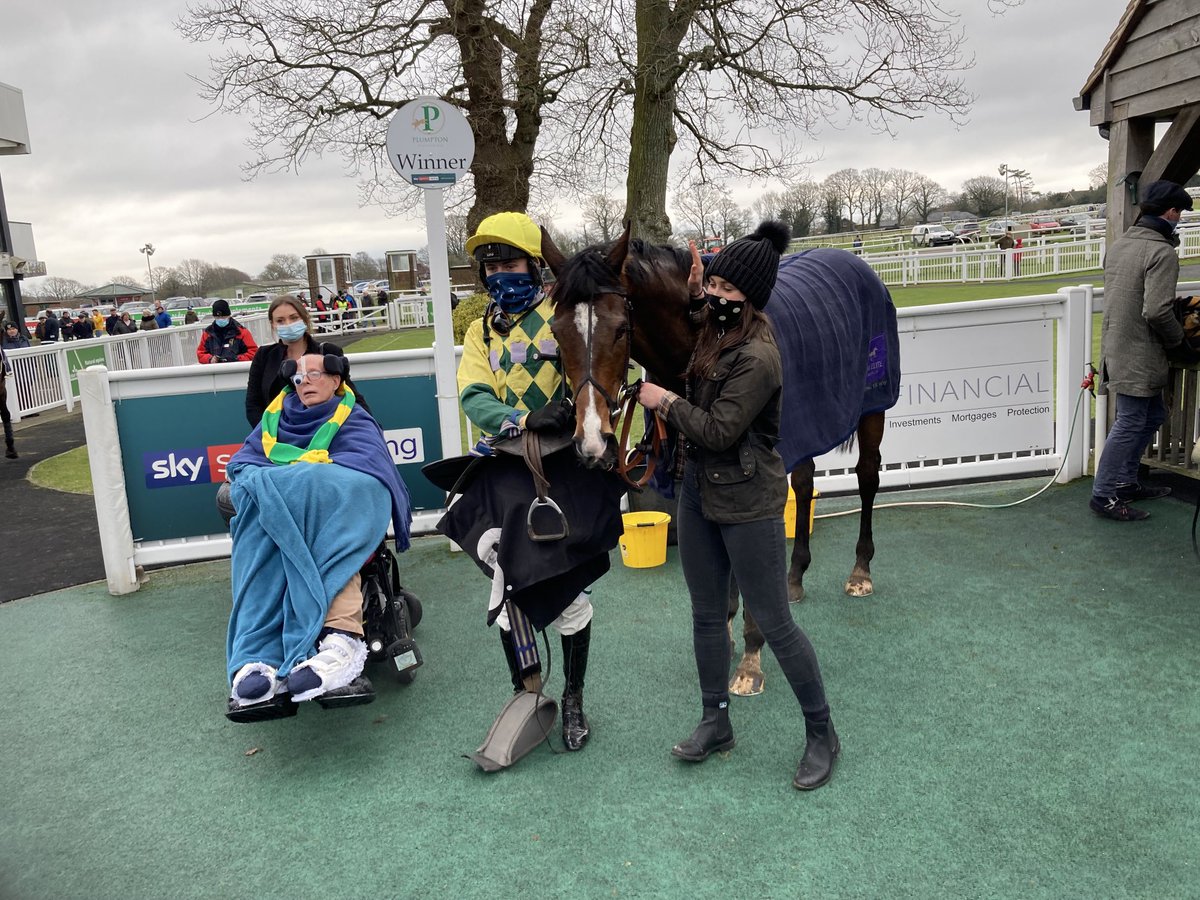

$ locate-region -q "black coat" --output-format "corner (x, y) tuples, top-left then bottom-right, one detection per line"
(244, 337), (369, 426)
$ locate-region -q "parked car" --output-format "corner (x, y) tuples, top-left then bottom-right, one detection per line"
(951, 222), (981, 241)
(164, 297), (195, 311)
(119, 302), (151, 318)
(985, 219), (1021, 237)
(1028, 217), (1062, 233)
(911, 224), (956, 247)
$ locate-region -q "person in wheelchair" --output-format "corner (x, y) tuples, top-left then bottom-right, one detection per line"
(223, 352), (412, 719)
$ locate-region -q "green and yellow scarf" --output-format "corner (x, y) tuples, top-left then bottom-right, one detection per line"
(260, 387), (356, 465)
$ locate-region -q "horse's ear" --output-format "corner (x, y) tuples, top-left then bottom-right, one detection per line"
(540, 226), (565, 278)
(606, 220), (632, 274)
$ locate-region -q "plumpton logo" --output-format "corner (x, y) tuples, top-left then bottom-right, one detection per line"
(411, 104), (444, 135)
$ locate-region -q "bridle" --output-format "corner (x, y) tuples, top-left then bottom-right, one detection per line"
(571, 286), (665, 491)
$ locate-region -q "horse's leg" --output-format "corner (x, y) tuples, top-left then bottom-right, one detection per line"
(846, 412), (885, 597)
(787, 461), (816, 603)
(728, 574), (765, 696)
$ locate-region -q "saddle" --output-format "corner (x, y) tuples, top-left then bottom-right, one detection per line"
(421, 425), (577, 541)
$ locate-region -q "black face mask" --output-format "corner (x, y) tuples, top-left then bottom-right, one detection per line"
(705, 293), (746, 326)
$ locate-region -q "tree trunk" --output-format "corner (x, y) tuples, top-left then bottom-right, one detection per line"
(624, 0), (694, 243)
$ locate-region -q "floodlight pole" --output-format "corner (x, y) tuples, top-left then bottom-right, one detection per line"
(140, 243), (155, 301)
(998, 164), (1009, 220)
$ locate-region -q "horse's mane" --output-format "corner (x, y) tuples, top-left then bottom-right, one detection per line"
(624, 239), (690, 296)
(551, 244), (626, 309)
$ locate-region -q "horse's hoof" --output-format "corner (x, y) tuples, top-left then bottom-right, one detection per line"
(844, 577), (874, 597)
(787, 581), (806, 604)
(729, 671), (764, 696)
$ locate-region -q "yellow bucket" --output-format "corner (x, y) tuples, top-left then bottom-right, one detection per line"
(619, 511), (672, 568)
(784, 487), (819, 539)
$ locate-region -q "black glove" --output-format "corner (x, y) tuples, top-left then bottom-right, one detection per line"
(1167, 341), (1200, 367)
(523, 399), (573, 433)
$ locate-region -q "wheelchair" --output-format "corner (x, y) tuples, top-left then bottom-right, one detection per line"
(216, 482), (424, 723)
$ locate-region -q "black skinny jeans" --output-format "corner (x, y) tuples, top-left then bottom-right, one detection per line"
(677, 463), (829, 722)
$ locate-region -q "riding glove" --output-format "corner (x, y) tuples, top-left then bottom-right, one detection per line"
(523, 399), (573, 433)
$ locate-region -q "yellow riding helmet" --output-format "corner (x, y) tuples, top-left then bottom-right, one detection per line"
(465, 211), (542, 262)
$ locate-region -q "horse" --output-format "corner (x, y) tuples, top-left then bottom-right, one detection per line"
(544, 224), (901, 696)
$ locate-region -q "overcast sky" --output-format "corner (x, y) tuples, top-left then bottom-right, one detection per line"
(2, 0), (1126, 288)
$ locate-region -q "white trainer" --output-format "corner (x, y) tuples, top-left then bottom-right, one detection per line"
(288, 633), (368, 702)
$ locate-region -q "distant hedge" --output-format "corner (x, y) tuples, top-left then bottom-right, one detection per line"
(452, 292), (489, 344)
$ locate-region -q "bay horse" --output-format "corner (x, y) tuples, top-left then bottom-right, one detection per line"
(543, 225), (900, 696)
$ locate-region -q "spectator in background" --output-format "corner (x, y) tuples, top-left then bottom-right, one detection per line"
(996, 226), (1016, 276)
(105, 309), (121, 335)
(184, 307), (200, 325)
(1, 342), (17, 458)
(140, 313), (158, 331)
(33, 313), (47, 342)
(1091, 179), (1200, 521)
(91, 309), (105, 333)
(59, 313), (75, 341)
(154, 303), (172, 329)
(197, 299), (258, 365)
(852, 234), (863, 254)
(112, 312), (137, 335)
(376, 287), (388, 305)
(3, 321), (31, 350)
(73, 313), (94, 340)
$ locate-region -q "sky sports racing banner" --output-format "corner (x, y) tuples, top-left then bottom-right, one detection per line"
(815, 318), (1053, 469)
(115, 375), (443, 542)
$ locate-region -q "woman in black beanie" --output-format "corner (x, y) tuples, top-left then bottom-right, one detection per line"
(636, 221), (838, 791)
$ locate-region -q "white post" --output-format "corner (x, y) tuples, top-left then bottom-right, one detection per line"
(1055, 287), (1088, 483)
(78, 365), (140, 594)
(425, 188), (464, 459)
(58, 344), (75, 412)
(1080, 284), (1095, 478)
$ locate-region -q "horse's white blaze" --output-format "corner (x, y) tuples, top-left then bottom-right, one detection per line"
(574, 304), (609, 461)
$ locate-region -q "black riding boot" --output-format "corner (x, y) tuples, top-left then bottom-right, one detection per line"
(499, 628), (524, 693)
(560, 623), (591, 751)
(3, 420), (15, 459)
(671, 699), (735, 762)
(792, 719), (839, 790)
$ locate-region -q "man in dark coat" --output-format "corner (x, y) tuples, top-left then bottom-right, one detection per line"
(1091, 180), (1200, 521)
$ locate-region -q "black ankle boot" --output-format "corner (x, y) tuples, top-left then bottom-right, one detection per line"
(671, 701), (734, 762)
(792, 719), (839, 790)
(561, 624), (591, 751)
(499, 628), (523, 693)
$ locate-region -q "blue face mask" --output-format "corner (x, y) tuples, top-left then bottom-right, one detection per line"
(485, 271), (542, 315)
(214, 318), (230, 328)
(276, 322), (307, 343)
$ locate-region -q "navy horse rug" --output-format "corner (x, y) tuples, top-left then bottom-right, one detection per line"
(765, 248), (901, 468)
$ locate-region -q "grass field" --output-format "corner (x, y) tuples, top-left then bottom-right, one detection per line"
(341, 328), (435, 352)
(28, 445), (93, 494)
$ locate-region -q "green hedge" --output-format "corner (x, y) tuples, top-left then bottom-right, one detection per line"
(452, 292), (489, 344)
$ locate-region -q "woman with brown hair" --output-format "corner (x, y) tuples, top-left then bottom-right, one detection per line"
(636, 221), (838, 791)
(244, 293), (368, 426)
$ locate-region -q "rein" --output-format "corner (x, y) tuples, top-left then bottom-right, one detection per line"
(573, 287), (664, 490)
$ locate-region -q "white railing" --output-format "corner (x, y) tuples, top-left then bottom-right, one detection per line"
(3, 315), (271, 419)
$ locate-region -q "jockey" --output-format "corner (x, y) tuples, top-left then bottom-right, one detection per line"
(446, 211), (621, 756)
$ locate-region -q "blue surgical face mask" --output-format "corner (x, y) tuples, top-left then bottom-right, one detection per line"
(706, 293), (746, 326)
(214, 318), (230, 328)
(276, 322), (307, 343)
(485, 271), (542, 315)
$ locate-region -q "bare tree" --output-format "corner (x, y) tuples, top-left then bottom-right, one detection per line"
(820, 180), (843, 233)
(824, 169), (862, 230)
(860, 168), (890, 227)
(673, 179), (735, 241)
(602, 0), (989, 241)
(259, 253), (304, 281)
(1088, 162), (1108, 191)
(778, 181), (820, 238)
(960, 175), (1007, 217)
(445, 214), (471, 263)
(106, 275), (146, 290)
(910, 174), (949, 224)
(351, 252), (385, 280)
(180, 0), (600, 232)
(887, 169), (920, 226)
(176, 259), (215, 296)
(30, 277), (86, 304)
(581, 194), (625, 243)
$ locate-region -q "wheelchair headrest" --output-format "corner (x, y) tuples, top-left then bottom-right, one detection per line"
(280, 352), (350, 386)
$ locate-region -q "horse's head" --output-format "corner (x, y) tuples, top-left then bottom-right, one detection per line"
(543, 225), (632, 469)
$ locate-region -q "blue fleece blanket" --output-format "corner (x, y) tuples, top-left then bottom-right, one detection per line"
(225, 464), (390, 679)
(224, 391), (413, 680)
(765, 248), (901, 468)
